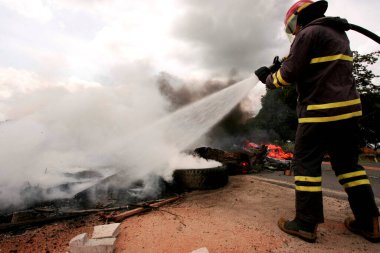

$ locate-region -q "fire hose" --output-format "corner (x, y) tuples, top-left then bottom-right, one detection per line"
(269, 21), (380, 73)
(349, 23), (380, 44)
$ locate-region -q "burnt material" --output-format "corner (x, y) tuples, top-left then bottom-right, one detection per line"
(173, 167), (228, 191)
(194, 146), (268, 174)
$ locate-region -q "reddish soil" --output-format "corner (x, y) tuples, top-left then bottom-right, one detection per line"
(0, 215), (100, 253)
(1, 175), (379, 253)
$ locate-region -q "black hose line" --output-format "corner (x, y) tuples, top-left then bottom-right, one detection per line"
(349, 23), (380, 44)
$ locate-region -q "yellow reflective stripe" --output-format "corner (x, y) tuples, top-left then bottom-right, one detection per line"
(297, 2), (312, 12)
(276, 70), (290, 86)
(338, 170), (367, 180)
(295, 176), (322, 182)
(286, 3), (312, 25)
(343, 179), (370, 189)
(295, 186), (322, 192)
(307, 98), (361, 110)
(310, 54), (353, 64)
(298, 111), (362, 123)
(286, 14), (296, 27)
(272, 73), (280, 88)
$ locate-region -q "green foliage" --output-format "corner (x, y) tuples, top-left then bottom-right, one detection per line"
(353, 51), (380, 95)
(244, 87), (297, 142)
(355, 51), (380, 143)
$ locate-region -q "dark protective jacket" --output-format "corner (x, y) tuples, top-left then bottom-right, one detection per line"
(265, 17), (362, 124)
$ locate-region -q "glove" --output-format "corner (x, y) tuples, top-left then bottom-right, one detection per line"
(254, 66), (271, 84)
(269, 56), (282, 73)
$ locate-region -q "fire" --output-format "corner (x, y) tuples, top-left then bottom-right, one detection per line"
(265, 144), (293, 160)
(244, 141), (293, 160)
(240, 161), (249, 167)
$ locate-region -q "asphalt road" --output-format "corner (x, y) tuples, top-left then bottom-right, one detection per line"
(252, 161), (380, 204)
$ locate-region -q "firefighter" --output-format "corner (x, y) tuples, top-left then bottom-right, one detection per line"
(255, 0), (379, 243)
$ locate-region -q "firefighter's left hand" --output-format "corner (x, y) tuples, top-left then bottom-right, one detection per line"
(254, 66), (271, 84)
(269, 56), (282, 73)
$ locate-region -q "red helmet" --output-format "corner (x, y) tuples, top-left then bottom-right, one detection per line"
(285, 0), (328, 35)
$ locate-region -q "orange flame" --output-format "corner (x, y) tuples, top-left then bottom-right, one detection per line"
(265, 144), (293, 160)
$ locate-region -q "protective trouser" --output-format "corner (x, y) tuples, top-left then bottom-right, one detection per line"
(293, 118), (379, 224)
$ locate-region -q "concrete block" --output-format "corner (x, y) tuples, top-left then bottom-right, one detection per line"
(69, 233), (89, 247)
(70, 238), (116, 253)
(92, 223), (121, 239)
(86, 238), (117, 253)
(191, 247), (210, 253)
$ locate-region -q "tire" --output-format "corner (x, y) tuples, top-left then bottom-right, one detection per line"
(173, 166), (228, 190)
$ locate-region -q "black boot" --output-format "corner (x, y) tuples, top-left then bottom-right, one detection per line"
(278, 217), (317, 243)
(344, 216), (380, 243)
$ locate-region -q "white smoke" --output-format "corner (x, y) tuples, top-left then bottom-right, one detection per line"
(0, 80), (149, 208)
(1, 0), (284, 210)
(0, 69), (234, 210)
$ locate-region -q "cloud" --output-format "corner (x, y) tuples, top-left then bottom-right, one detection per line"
(171, 0), (291, 77)
(0, 68), (48, 98)
(0, 67), (102, 99)
(0, 0), (53, 23)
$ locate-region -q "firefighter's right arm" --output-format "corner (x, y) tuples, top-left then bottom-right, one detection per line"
(265, 31), (313, 89)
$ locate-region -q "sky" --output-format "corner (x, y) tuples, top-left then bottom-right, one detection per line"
(0, 0), (379, 209)
(0, 0), (379, 100)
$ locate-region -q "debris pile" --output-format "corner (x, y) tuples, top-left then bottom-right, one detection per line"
(69, 223), (120, 253)
(0, 171), (180, 233)
(194, 142), (294, 174)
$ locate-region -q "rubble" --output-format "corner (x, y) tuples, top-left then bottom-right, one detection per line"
(190, 247), (210, 253)
(69, 233), (89, 248)
(1, 175), (379, 252)
(104, 196), (181, 222)
(92, 223), (120, 239)
(360, 146), (380, 162)
(194, 142), (294, 174)
(69, 223), (120, 253)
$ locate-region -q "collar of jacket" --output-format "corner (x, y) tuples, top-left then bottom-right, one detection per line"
(300, 16), (350, 32)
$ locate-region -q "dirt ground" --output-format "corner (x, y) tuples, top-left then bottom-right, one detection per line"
(1, 175), (379, 253)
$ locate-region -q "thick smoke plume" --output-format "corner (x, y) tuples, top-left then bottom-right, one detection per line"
(0, 75), (224, 212)
(158, 71), (265, 149)
(0, 0), (288, 212)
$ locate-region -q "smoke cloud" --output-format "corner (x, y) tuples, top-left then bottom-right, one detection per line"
(0, 69), (244, 211)
(0, 79), (161, 209)
(158, 71), (266, 149)
(0, 0), (290, 211)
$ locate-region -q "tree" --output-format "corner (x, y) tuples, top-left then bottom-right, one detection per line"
(353, 51), (380, 144)
(244, 87), (297, 143)
(353, 50), (380, 95)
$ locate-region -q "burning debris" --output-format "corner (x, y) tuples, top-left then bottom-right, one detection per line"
(0, 71), (258, 236)
(194, 142), (294, 174)
(0, 180), (181, 232)
(0, 167), (175, 232)
(0, 157), (227, 232)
